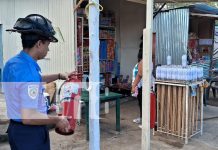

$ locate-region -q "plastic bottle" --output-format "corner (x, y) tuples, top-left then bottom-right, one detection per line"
(163, 66), (167, 80)
(169, 67), (173, 80)
(166, 66), (170, 80)
(197, 67), (201, 81)
(105, 102), (109, 114)
(182, 55), (187, 67)
(188, 67), (192, 81)
(181, 68), (185, 81)
(132, 87), (138, 97)
(105, 87), (109, 96)
(200, 67), (204, 80)
(191, 67), (197, 82)
(183, 68), (187, 81)
(167, 55), (172, 65)
(156, 66), (161, 80)
(171, 66), (176, 80)
(195, 67), (198, 81)
(186, 67), (190, 81)
(160, 66), (164, 80)
(177, 67), (182, 81)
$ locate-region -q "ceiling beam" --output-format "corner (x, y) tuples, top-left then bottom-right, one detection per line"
(127, 0), (218, 4)
(126, 0), (146, 4)
(191, 12), (218, 18)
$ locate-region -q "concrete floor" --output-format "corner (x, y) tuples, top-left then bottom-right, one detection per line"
(0, 97), (218, 150)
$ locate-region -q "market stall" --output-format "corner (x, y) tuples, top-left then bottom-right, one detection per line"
(154, 4), (218, 78)
(151, 3), (218, 143)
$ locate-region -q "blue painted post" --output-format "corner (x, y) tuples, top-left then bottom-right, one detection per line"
(0, 25), (3, 92)
(88, 0), (100, 150)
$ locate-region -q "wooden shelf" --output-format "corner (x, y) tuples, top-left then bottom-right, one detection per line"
(83, 37), (115, 40)
(83, 24), (115, 29)
(100, 38), (115, 40)
(100, 59), (114, 61)
(77, 15), (116, 75)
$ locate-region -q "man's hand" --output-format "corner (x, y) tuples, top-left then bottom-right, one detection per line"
(55, 116), (71, 133)
(131, 86), (136, 94)
(59, 71), (77, 80)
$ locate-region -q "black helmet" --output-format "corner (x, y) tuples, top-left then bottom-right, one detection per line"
(6, 14), (58, 42)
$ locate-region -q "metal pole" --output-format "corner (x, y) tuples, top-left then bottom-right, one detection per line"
(142, 0), (153, 149)
(89, 0), (100, 149)
(185, 85), (189, 144)
(200, 86), (203, 135)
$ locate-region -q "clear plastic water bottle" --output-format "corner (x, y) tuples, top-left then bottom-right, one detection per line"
(182, 68), (186, 81)
(156, 66), (161, 80)
(132, 87), (138, 97)
(177, 67), (182, 81)
(191, 67), (194, 81)
(170, 67), (173, 80)
(192, 67), (197, 81)
(200, 67), (204, 80)
(161, 66), (166, 80)
(195, 67), (198, 81)
(182, 55), (187, 67)
(105, 87), (109, 96)
(166, 66), (171, 80)
(184, 67), (188, 81)
(159, 66), (163, 80)
(188, 67), (192, 81)
(171, 66), (176, 80)
(197, 67), (201, 81)
(163, 66), (168, 80)
(167, 55), (172, 65)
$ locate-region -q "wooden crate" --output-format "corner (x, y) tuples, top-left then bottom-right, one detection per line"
(155, 80), (204, 144)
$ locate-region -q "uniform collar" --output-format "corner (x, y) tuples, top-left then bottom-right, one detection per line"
(20, 51), (41, 72)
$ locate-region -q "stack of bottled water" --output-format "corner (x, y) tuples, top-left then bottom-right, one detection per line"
(156, 65), (204, 82)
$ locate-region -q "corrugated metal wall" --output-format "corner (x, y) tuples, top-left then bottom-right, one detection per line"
(0, 0), (75, 74)
(153, 8), (189, 65)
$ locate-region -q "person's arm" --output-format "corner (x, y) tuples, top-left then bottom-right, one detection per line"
(42, 71), (77, 83)
(17, 81), (70, 132)
(21, 108), (58, 125)
(21, 109), (70, 132)
(131, 60), (143, 93)
(42, 73), (59, 83)
(138, 60), (143, 77)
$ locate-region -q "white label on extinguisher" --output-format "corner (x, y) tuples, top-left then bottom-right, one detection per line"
(62, 83), (79, 99)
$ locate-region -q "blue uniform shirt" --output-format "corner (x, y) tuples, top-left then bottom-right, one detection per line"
(3, 51), (47, 121)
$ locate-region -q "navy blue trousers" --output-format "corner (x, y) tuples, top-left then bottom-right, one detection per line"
(7, 120), (50, 150)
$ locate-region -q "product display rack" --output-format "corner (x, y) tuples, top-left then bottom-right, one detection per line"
(76, 11), (116, 74)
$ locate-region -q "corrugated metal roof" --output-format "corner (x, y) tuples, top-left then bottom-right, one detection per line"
(127, 0), (218, 4)
(153, 8), (189, 65)
(162, 3), (218, 15)
(188, 3), (218, 14)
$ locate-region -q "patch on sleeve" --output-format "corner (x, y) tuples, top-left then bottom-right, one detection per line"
(28, 85), (39, 99)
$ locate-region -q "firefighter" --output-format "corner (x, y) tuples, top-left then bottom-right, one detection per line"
(3, 14), (72, 150)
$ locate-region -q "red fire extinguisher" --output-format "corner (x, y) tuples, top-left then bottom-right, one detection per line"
(150, 91), (156, 129)
(55, 73), (82, 135)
